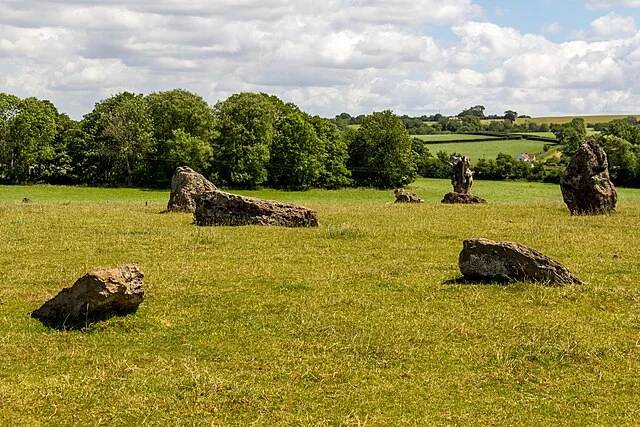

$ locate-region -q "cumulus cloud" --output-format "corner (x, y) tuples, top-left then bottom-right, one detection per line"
(581, 0), (640, 9)
(1, 0), (640, 119)
(542, 22), (562, 34)
(573, 12), (637, 40)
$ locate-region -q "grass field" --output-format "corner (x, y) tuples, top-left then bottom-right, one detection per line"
(412, 134), (496, 142)
(421, 139), (550, 162)
(517, 115), (640, 126)
(2, 180), (640, 425)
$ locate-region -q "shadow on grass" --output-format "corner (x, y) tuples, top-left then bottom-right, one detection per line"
(442, 276), (565, 287)
(443, 276), (511, 286)
(31, 307), (140, 331)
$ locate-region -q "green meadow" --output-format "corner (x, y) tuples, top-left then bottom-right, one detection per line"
(418, 139), (551, 162)
(2, 179), (640, 425)
(517, 115), (640, 126)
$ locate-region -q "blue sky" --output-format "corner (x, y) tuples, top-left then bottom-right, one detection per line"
(1, 0), (640, 118)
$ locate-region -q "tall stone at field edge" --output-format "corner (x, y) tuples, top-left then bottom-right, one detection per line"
(442, 156), (486, 204)
(31, 264), (144, 328)
(560, 140), (617, 215)
(458, 238), (581, 284)
(195, 190), (318, 227)
(168, 166), (217, 213)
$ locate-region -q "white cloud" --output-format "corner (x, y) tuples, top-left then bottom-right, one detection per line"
(542, 22), (562, 34)
(581, 0), (640, 9)
(573, 12), (637, 40)
(1, 0), (640, 119)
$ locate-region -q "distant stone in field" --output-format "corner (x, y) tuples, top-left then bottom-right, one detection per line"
(560, 140), (617, 215)
(441, 192), (487, 204)
(195, 190), (318, 227)
(458, 238), (581, 284)
(31, 264), (144, 328)
(394, 188), (423, 203)
(442, 156), (486, 204)
(22, 198), (33, 203)
(450, 156), (474, 194)
(167, 166), (217, 213)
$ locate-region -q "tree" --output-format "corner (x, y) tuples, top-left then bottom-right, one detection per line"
(212, 93), (286, 188)
(307, 115), (351, 188)
(95, 93), (154, 186)
(347, 110), (416, 188)
(504, 110), (518, 122)
(0, 96), (59, 183)
(599, 135), (638, 186)
(552, 118), (586, 159)
(268, 113), (322, 189)
(458, 105), (486, 118)
(145, 89), (217, 185)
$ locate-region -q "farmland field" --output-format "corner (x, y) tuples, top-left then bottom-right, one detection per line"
(2, 180), (640, 425)
(412, 134), (497, 142)
(421, 139), (551, 162)
(516, 115), (640, 125)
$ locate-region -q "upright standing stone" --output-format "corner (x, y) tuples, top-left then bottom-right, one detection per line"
(450, 156), (474, 194)
(31, 264), (145, 327)
(442, 156), (486, 204)
(560, 140), (617, 215)
(168, 166), (217, 213)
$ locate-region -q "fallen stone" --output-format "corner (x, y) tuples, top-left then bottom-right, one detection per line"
(31, 264), (144, 328)
(167, 166), (217, 213)
(195, 190), (318, 227)
(560, 139), (617, 215)
(394, 188), (423, 203)
(441, 192), (487, 204)
(458, 238), (581, 284)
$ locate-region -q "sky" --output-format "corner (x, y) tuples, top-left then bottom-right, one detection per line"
(1, 0), (640, 120)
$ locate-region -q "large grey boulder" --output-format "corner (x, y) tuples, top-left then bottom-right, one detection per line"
(560, 140), (617, 215)
(195, 190), (318, 227)
(168, 166), (217, 213)
(458, 238), (581, 284)
(31, 264), (144, 327)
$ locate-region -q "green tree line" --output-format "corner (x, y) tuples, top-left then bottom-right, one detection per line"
(0, 90), (416, 189)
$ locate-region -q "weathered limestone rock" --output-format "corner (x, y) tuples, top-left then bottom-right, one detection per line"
(450, 156), (474, 194)
(458, 238), (581, 284)
(31, 264), (144, 327)
(394, 188), (423, 203)
(167, 166), (217, 213)
(442, 156), (486, 204)
(560, 140), (617, 215)
(195, 190), (318, 227)
(441, 192), (487, 204)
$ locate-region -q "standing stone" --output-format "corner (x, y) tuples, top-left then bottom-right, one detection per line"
(451, 156), (474, 194)
(167, 166), (217, 213)
(458, 238), (581, 284)
(394, 188), (423, 203)
(195, 190), (318, 227)
(442, 156), (486, 204)
(31, 264), (144, 327)
(560, 140), (617, 215)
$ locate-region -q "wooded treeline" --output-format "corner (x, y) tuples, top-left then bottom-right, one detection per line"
(0, 90), (417, 189)
(2, 89), (640, 189)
